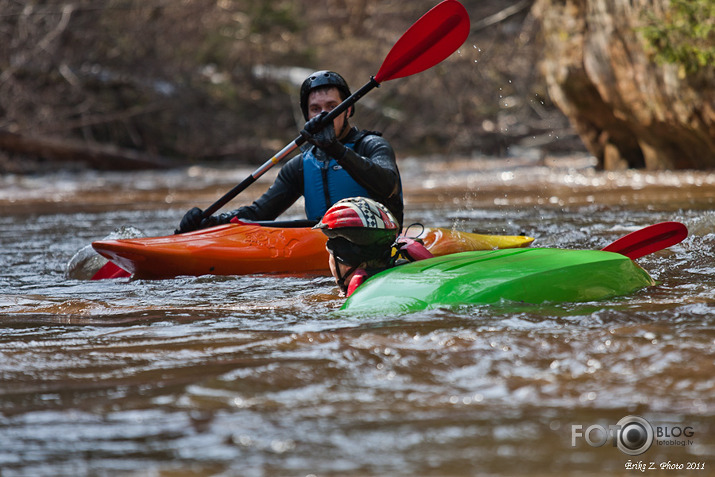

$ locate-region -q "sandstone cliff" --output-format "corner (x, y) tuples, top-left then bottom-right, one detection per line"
(533, 0), (714, 169)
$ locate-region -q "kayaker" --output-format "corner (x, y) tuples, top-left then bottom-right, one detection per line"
(176, 70), (403, 233)
(315, 197), (433, 296)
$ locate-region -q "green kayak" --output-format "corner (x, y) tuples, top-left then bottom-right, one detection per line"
(340, 248), (656, 313)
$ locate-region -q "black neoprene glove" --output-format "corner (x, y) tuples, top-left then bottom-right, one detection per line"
(175, 207), (213, 234)
(300, 112), (347, 159)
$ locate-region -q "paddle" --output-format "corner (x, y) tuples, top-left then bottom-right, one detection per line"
(601, 221), (688, 260)
(91, 261), (131, 279)
(199, 0), (470, 219)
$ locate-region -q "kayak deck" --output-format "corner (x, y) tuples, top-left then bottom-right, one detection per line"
(92, 223), (534, 279)
(92, 224), (329, 279)
(341, 248), (656, 313)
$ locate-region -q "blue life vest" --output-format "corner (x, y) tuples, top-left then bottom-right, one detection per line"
(302, 143), (371, 221)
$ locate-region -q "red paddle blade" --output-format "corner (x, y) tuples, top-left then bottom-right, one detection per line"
(375, 0), (470, 83)
(601, 221), (688, 260)
(91, 261), (131, 280)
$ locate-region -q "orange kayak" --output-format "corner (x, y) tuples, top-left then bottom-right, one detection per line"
(92, 223), (534, 279)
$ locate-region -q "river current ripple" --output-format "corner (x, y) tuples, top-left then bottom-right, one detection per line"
(0, 156), (713, 476)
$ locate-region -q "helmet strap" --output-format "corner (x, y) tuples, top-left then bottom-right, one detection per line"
(335, 111), (351, 140)
(335, 262), (360, 295)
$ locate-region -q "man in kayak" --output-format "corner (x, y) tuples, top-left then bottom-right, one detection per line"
(176, 70), (403, 233)
(315, 197), (432, 296)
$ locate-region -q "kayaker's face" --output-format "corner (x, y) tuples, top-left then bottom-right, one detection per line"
(328, 254), (360, 294)
(307, 87), (351, 139)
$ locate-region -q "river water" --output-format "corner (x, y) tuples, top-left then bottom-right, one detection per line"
(1, 155), (713, 476)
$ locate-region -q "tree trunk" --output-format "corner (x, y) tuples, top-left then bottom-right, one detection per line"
(0, 131), (175, 170)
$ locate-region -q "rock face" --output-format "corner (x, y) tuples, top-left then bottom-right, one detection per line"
(532, 0), (714, 169)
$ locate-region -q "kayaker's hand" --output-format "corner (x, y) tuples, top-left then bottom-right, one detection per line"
(301, 112), (346, 159)
(175, 207), (205, 234)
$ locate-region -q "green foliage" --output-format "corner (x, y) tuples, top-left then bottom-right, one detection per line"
(640, 0), (715, 74)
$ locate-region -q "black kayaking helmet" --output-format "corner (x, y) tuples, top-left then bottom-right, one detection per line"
(299, 70), (353, 120)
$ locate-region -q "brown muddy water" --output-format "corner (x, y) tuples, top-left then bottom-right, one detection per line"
(0, 155), (713, 476)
